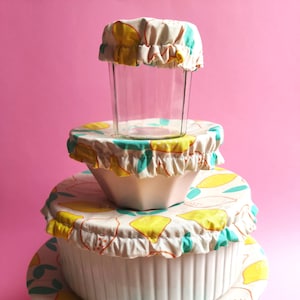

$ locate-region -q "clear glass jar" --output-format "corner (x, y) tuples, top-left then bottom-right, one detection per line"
(108, 63), (192, 139)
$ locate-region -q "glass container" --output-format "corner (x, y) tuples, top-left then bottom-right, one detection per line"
(109, 63), (192, 139)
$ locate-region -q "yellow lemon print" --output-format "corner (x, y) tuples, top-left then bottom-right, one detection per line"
(110, 156), (130, 177)
(29, 253), (40, 267)
(82, 122), (110, 130)
(243, 260), (269, 284)
(178, 209), (227, 231)
(112, 21), (140, 66)
(196, 173), (237, 188)
(150, 135), (195, 153)
(59, 201), (113, 213)
(244, 236), (257, 245)
(46, 211), (83, 239)
(70, 143), (99, 168)
(55, 290), (81, 300)
(214, 167), (225, 171)
(130, 216), (171, 243)
(175, 51), (184, 64)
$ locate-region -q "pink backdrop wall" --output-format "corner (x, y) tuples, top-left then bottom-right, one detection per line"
(1, 0), (299, 299)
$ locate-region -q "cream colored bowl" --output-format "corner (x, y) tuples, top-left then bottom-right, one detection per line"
(88, 166), (198, 210)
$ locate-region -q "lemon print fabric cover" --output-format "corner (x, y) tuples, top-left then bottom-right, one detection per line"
(41, 168), (258, 259)
(99, 17), (203, 71)
(67, 120), (224, 179)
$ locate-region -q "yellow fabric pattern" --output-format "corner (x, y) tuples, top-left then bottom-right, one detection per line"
(46, 211), (83, 239)
(83, 122), (110, 130)
(130, 216), (171, 243)
(59, 201), (113, 213)
(70, 143), (99, 168)
(243, 260), (269, 284)
(150, 135), (196, 153)
(196, 173), (237, 188)
(178, 209), (227, 231)
(112, 21), (140, 66)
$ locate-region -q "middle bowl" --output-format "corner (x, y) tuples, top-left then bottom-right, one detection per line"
(67, 120), (224, 210)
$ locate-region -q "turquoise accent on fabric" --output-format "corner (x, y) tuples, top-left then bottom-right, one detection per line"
(99, 43), (107, 54)
(182, 232), (193, 253)
(159, 118), (170, 126)
(46, 193), (58, 208)
(214, 228), (239, 250)
(169, 201), (184, 207)
(26, 279), (34, 288)
(66, 138), (77, 154)
(137, 150), (153, 173)
(117, 209), (137, 216)
(184, 25), (195, 54)
(29, 286), (58, 295)
(186, 187), (201, 200)
(117, 208), (167, 216)
(72, 129), (105, 135)
(215, 230), (228, 249)
(136, 209), (167, 215)
(208, 126), (222, 141)
(82, 169), (92, 174)
(210, 152), (217, 166)
(251, 204), (259, 217)
(223, 185), (248, 193)
(45, 238), (57, 252)
(52, 278), (63, 290)
(114, 139), (151, 151)
(33, 264), (57, 280)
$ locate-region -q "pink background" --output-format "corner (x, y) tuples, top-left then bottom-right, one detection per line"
(1, 0), (299, 299)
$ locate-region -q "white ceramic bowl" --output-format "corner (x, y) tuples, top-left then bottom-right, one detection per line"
(58, 238), (244, 300)
(88, 166), (199, 210)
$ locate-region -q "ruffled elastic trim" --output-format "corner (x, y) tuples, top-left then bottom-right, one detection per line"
(41, 169), (258, 258)
(67, 120), (224, 178)
(99, 17), (203, 71)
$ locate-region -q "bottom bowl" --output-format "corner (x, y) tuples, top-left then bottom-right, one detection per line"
(58, 238), (244, 300)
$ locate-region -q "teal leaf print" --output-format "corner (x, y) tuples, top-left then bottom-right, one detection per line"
(46, 192), (58, 208)
(82, 169), (92, 174)
(159, 118), (170, 126)
(113, 139), (150, 151)
(45, 238), (57, 251)
(33, 264), (57, 279)
(208, 126), (223, 142)
(182, 232), (193, 253)
(57, 192), (75, 198)
(26, 279), (34, 288)
(52, 278), (63, 290)
(184, 25), (195, 54)
(117, 208), (167, 216)
(137, 150), (153, 173)
(29, 286), (58, 295)
(136, 209), (167, 215)
(251, 204), (259, 223)
(117, 209), (137, 216)
(186, 187), (201, 200)
(72, 129), (105, 135)
(251, 204), (259, 217)
(169, 201), (184, 208)
(100, 43), (107, 54)
(66, 136), (78, 154)
(214, 228), (239, 250)
(210, 152), (217, 167)
(223, 185), (248, 193)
